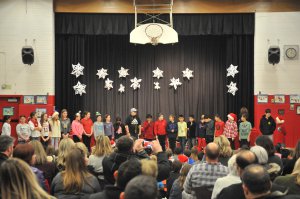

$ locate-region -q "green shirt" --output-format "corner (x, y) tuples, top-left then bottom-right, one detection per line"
(177, 122), (187, 137)
(239, 121), (252, 139)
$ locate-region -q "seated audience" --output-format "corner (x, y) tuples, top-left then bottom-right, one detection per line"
(212, 154), (241, 199)
(56, 138), (75, 171)
(0, 158), (54, 199)
(167, 160), (182, 197)
(283, 140), (300, 175)
(51, 147), (101, 198)
(190, 147), (199, 163)
(274, 158), (300, 195)
(141, 159), (158, 178)
(46, 145), (57, 163)
(123, 175), (158, 199)
(183, 142), (229, 198)
(214, 135), (233, 166)
(173, 147), (188, 163)
(169, 163), (192, 199)
(89, 159), (142, 199)
(0, 135), (14, 165)
(13, 143), (47, 190)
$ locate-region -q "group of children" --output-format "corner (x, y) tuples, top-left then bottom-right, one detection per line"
(0, 109), (252, 152)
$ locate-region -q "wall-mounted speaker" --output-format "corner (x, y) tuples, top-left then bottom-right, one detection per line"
(268, 46), (280, 65)
(22, 46), (34, 65)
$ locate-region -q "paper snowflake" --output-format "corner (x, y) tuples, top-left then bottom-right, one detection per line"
(118, 67), (129, 78)
(130, 77), (142, 90)
(71, 63), (84, 78)
(182, 68), (194, 80)
(154, 82), (160, 90)
(227, 81), (238, 96)
(169, 77), (182, 90)
(104, 78), (113, 90)
(226, 64), (239, 78)
(96, 68), (108, 79)
(152, 67), (164, 79)
(73, 81), (86, 96)
(118, 84), (125, 93)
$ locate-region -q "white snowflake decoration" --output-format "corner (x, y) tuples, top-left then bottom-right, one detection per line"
(152, 67), (164, 79)
(96, 68), (108, 79)
(154, 82), (160, 90)
(227, 81), (238, 96)
(182, 68), (194, 80)
(130, 77), (142, 90)
(104, 78), (113, 90)
(118, 67), (129, 78)
(226, 64), (239, 78)
(71, 63), (84, 78)
(73, 81), (86, 96)
(118, 84), (125, 93)
(169, 77), (182, 90)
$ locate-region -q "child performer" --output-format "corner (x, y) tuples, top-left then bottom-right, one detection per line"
(60, 109), (71, 139)
(81, 111), (94, 151)
(28, 111), (42, 141)
(196, 115), (206, 151)
(1, 115), (11, 136)
(71, 111), (84, 143)
(142, 114), (156, 141)
(16, 115), (31, 144)
(187, 115), (197, 149)
(224, 113), (238, 149)
(49, 111), (61, 150)
(177, 115), (187, 152)
(104, 114), (114, 140)
(93, 112), (104, 138)
(239, 113), (252, 147)
(113, 116), (126, 140)
(167, 114), (178, 152)
(204, 115), (215, 144)
(214, 114), (225, 137)
(154, 113), (167, 151)
(40, 113), (51, 149)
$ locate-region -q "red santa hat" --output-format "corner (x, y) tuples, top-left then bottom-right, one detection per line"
(227, 113), (237, 122)
(110, 140), (116, 148)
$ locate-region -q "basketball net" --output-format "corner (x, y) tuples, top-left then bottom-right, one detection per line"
(145, 24), (164, 46)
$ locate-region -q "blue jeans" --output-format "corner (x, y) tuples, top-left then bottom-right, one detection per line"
(178, 137), (187, 152)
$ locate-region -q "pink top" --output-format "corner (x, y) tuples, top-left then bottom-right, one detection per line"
(71, 120), (84, 136)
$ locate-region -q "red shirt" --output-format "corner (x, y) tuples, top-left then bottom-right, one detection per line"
(154, 119), (167, 135)
(81, 118), (93, 134)
(215, 121), (225, 137)
(142, 121), (156, 140)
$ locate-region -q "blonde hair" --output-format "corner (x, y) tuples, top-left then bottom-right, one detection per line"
(57, 138), (75, 168)
(0, 158), (52, 199)
(74, 142), (88, 156)
(29, 140), (47, 165)
(140, 159), (158, 178)
(214, 135), (232, 157)
(292, 158), (300, 185)
(92, 135), (112, 157)
(179, 163), (192, 190)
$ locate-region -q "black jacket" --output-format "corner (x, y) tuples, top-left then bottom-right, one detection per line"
(259, 115), (276, 135)
(187, 122), (197, 138)
(89, 185), (122, 199)
(0, 153), (8, 166)
(113, 123), (126, 140)
(102, 150), (170, 185)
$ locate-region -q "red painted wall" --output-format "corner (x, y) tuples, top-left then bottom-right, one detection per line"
(254, 95), (300, 148)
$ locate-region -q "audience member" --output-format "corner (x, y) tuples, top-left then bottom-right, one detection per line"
(169, 163), (192, 199)
(56, 138), (75, 171)
(0, 135), (14, 165)
(283, 140), (300, 175)
(214, 135), (233, 166)
(167, 160), (182, 197)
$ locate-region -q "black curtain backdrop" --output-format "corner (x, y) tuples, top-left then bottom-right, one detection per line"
(55, 14), (254, 123)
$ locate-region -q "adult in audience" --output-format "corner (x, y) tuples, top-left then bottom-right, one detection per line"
(169, 163), (192, 199)
(259, 109), (276, 141)
(89, 159), (142, 199)
(256, 135), (283, 173)
(182, 142), (229, 198)
(125, 108), (141, 139)
(0, 135), (14, 165)
(0, 158), (54, 199)
(123, 175), (158, 199)
(102, 136), (170, 184)
(29, 140), (57, 184)
(51, 147), (101, 198)
(283, 140), (300, 175)
(56, 138), (75, 171)
(13, 143), (47, 190)
(212, 154), (241, 199)
(274, 158), (300, 195)
(167, 160), (182, 197)
(214, 135), (233, 166)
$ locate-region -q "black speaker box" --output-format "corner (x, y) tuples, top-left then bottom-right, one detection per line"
(268, 46), (280, 65)
(22, 46), (34, 65)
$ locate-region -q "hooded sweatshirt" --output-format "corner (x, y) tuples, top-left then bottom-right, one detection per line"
(259, 115), (276, 135)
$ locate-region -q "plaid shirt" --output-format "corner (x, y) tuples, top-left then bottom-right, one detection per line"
(223, 120), (238, 138)
(183, 162), (229, 199)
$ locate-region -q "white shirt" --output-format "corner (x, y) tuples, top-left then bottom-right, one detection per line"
(16, 123), (31, 140)
(1, 123), (11, 136)
(28, 120), (41, 138)
(211, 174), (241, 199)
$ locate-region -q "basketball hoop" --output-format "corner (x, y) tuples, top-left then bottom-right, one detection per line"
(145, 24), (164, 46)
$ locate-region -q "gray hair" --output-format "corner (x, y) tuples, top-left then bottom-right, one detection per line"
(0, 135), (14, 153)
(228, 154), (239, 176)
(250, 146), (268, 165)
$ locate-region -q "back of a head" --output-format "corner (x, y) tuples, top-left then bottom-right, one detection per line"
(174, 147), (182, 155)
(57, 138), (75, 166)
(117, 136), (134, 152)
(236, 150), (257, 171)
(183, 149), (191, 157)
(13, 144), (34, 165)
(227, 154), (239, 176)
(29, 140), (48, 165)
(255, 136), (275, 156)
(93, 135), (112, 156)
(117, 159), (142, 189)
(64, 147), (86, 173)
(242, 164), (271, 195)
(141, 159), (158, 178)
(172, 160), (182, 173)
(0, 135), (14, 153)
(250, 146), (268, 165)
(205, 143), (220, 161)
(214, 135), (232, 157)
(124, 175), (158, 199)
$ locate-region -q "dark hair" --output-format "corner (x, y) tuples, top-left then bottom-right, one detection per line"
(265, 109), (271, 114)
(117, 159), (142, 189)
(40, 113), (47, 125)
(171, 160), (182, 173)
(204, 114), (211, 119)
(0, 135), (14, 153)
(198, 151), (204, 161)
(242, 164), (271, 195)
(116, 116), (121, 122)
(158, 113), (163, 117)
(255, 136), (275, 156)
(178, 114), (184, 118)
(169, 114), (175, 119)
(214, 114), (221, 119)
(165, 148), (173, 158)
(189, 115), (195, 118)
(174, 147), (182, 155)
(116, 136), (134, 152)
(83, 111), (90, 117)
(146, 114), (152, 119)
(19, 115), (26, 119)
(30, 112), (36, 118)
(205, 144), (220, 160)
(3, 115), (11, 123)
(240, 107), (249, 115)
(61, 109), (67, 115)
(241, 113), (248, 120)
(236, 150), (257, 170)
(183, 149), (191, 157)
(105, 114), (110, 119)
(124, 175), (158, 199)
(13, 144), (35, 165)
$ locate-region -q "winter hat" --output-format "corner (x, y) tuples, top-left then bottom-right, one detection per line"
(227, 113), (237, 122)
(177, 154), (188, 163)
(95, 112), (101, 116)
(130, 108), (137, 112)
(110, 140), (116, 148)
(52, 111), (59, 118)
